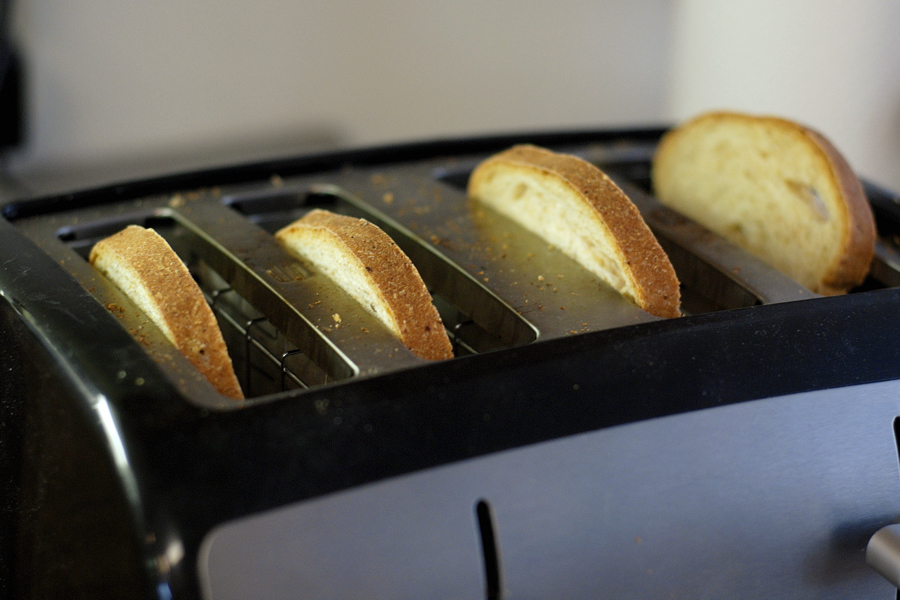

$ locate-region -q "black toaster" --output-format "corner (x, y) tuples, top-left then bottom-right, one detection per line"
(3, 128), (900, 599)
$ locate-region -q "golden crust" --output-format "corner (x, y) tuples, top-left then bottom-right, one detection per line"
(276, 210), (453, 361)
(89, 225), (243, 399)
(469, 144), (681, 318)
(653, 111), (875, 294)
(802, 127), (875, 294)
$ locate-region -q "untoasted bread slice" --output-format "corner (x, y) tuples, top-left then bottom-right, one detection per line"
(468, 144), (681, 318)
(275, 209), (453, 361)
(90, 225), (243, 399)
(652, 111), (875, 295)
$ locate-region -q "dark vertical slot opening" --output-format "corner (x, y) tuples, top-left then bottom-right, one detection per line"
(476, 499), (502, 600)
(891, 417), (900, 600)
(893, 416), (900, 470)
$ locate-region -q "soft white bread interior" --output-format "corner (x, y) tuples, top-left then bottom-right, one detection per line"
(275, 209), (453, 361)
(89, 225), (243, 399)
(467, 144), (681, 319)
(652, 111), (875, 295)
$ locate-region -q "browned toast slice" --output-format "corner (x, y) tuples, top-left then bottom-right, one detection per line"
(276, 209), (454, 361)
(652, 111), (875, 294)
(468, 144), (681, 318)
(90, 225), (243, 399)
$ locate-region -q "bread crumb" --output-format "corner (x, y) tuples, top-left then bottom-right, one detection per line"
(382, 192), (394, 204)
(332, 313), (342, 324)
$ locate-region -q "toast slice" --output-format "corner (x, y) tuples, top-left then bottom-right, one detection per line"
(467, 144), (681, 319)
(652, 111), (875, 295)
(275, 209), (453, 361)
(90, 225), (243, 399)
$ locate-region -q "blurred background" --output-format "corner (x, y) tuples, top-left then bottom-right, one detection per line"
(1, 0), (898, 195)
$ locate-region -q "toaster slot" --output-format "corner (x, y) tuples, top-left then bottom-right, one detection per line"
(527, 145), (829, 307)
(434, 162), (818, 316)
(194, 263), (329, 395)
(223, 184), (538, 354)
(620, 181), (821, 311)
(859, 181), (900, 290)
(57, 210), (355, 400)
(601, 158), (900, 299)
(347, 165), (661, 337)
(869, 240), (900, 289)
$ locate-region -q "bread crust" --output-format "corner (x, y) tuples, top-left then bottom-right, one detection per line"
(653, 111), (875, 295)
(276, 210), (453, 361)
(802, 127), (875, 293)
(90, 225), (243, 399)
(468, 144), (681, 318)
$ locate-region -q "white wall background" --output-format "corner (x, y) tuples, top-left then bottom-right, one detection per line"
(7, 0), (673, 185)
(666, 0), (900, 190)
(6, 0), (900, 191)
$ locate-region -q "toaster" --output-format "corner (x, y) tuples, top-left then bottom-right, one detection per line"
(3, 128), (900, 599)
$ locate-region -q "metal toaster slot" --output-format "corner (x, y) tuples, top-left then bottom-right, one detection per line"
(56, 211), (351, 400)
(223, 184), (538, 355)
(584, 159), (826, 310)
(860, 181), (900, 290)
(352, 165), (661, 337)
(602, 159), (900, 300)
(869, 240), (900, 289)
(195, 263), (327, 394)
(619, 181), (820, 312)
(575, 156), (825, 311)
(434, 162), (817, 316)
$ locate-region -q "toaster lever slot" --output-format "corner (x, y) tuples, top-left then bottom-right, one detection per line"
(476, 499), (503, 600)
